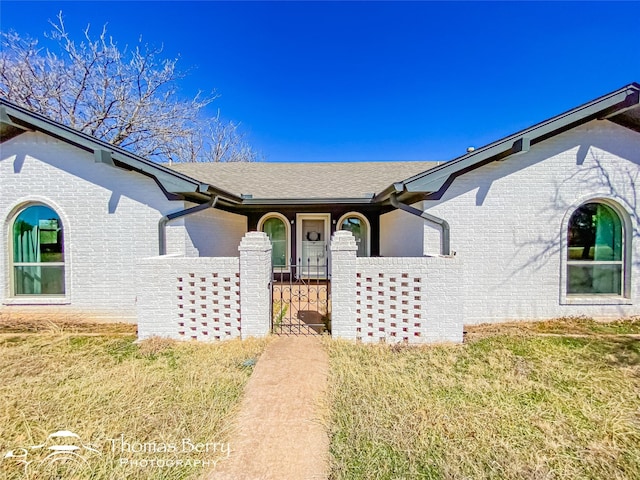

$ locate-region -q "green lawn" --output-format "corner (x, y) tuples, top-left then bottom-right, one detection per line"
(326, 318), (640, 479)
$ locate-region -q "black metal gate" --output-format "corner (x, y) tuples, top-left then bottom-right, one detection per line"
(271, 258), (331, 335)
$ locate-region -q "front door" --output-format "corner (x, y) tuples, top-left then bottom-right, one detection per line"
(296, 213), (330, 279)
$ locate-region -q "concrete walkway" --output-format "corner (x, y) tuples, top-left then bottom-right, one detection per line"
(207, 335), (329, 480)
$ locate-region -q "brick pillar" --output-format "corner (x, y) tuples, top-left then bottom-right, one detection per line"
(239, 232), (272, 338)
(330, 230), (358, 340)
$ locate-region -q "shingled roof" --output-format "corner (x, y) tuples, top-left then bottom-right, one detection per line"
(168, 161), (441, 199)
(4, 82), (638, 207)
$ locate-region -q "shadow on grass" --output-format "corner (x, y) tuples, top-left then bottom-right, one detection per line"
(601, 337), (640, 368)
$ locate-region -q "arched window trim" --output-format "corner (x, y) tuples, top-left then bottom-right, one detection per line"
(337, 212), (371, 257)
(8, 202), (67, 299)
(560, 197), (632, 304)
(258, 212), (291, 272)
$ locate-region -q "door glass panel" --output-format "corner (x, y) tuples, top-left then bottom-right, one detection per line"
(300, 219), (326, 277)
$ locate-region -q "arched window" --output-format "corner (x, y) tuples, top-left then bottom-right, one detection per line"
(258, 213), (290, 270)
(337, 212), (370, 257)
(567, 202), (624, 295)
(11, 204), (65, 295)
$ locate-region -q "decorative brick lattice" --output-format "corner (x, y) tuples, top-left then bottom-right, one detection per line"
(355, 271), (423, 343)
(176, 272), (241, 341)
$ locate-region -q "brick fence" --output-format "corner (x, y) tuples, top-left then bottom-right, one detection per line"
(330, 230), (463, 343)
(137, 231), (463, 343)
(137, 232), (272, 341)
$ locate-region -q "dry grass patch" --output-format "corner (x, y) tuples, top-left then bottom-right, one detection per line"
(326, 319), (640, 479)
(0, 328), (270, 479)
(466, 315), (640, 340)
(0, 313), (137, 334)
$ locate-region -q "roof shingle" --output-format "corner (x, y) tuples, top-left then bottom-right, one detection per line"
(167, 161), (440, 199)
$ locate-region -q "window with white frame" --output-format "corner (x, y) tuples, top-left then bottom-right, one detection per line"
(258, 213), (290, 270)
(11, 204), (65, 295)
(566, 202), (624, 295)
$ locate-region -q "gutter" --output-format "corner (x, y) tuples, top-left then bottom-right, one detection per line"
(389, 193), (451, 256)
(158, 196), (218, 255)
(238, 196), (376, 206)
(399, 84), (640, 196)
(1, 100), (245, 203)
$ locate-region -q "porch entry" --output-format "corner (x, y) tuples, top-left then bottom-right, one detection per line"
(296, 213), (331, 278)
(271, 213), (331, 335)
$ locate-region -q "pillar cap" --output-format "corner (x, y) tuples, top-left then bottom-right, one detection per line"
(238, 231), (273, 252)
(330, 230), (358, 251)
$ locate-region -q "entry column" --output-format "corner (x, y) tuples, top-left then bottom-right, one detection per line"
(239, 232), (273, 338)
(330, 230), (358, 340)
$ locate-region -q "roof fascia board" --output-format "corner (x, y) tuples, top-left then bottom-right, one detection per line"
(600, 90), (640, 118)
(0, 100), (242, 204)
(398, 84), (640, 195)
(0, 106), (31, 132)
(205, 185), (243, 203)
(239, 197), (375, 206)
(372, 183), (404, 204)
(0, 101), (205, 192)
(94, 149), (117, 167)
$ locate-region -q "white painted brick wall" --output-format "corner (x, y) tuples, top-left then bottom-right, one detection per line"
(137, 233), (273, 342)
(184, 207), (247, 257)
(330, 231), (359, 340)
(380, 206), (426, 257)
(1, 132), (251, 322)
(238, 232), (272, 338)
(0, 132), (185, 322)
(332, 231), (463, 343)
(3, 121), (638, 331)
(137, 256), (241, 341)
(420, 120), (640, 324)
(353, 258), (462, 343)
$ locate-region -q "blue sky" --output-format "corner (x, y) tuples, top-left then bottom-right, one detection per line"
(2, 1), (640, 162)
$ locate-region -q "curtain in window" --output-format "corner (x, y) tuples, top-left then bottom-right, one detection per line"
(12, 206), (64, 295)
(14, 221), (41, 263)
(14, 218), (42, 294)
(594, 206), (622, 261)
(263, 217), (287, 268)
(567, 203), (623, 295)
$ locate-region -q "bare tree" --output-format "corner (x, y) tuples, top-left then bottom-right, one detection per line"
(0, 13), (258, 163)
